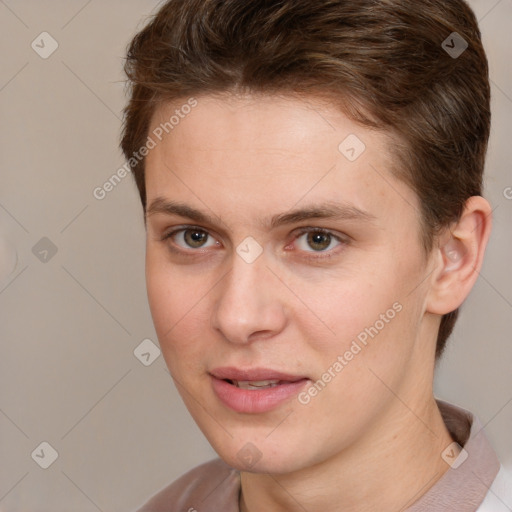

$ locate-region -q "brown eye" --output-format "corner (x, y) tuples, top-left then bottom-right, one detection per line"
(295, 229), (342, 253)
(306, 232), (332, 251)
(183, 229), (209, 248)
(166, 228), (218, 250)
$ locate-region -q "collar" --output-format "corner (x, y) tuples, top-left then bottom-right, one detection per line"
(404, 399), (500, 511)
(233, 400), (500, 511)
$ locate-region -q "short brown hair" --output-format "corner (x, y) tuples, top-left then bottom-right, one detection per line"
(121, 0), (491, 359)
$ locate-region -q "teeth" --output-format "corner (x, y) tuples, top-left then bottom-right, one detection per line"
(233, 379), (281, 390)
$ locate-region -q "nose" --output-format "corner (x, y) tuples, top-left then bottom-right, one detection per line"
(210, 249), (288, 345)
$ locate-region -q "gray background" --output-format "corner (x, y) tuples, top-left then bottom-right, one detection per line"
(0, 1), (510, 511)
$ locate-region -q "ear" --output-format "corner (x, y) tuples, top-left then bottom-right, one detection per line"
(426, 196), (492, 315)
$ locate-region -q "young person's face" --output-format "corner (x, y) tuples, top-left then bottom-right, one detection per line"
(144, 94), (438, 473)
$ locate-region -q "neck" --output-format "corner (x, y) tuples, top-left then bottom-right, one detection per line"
(239, 395), (454, 512)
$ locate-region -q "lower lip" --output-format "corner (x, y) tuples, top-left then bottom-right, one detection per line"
(210, 376), (309, 413)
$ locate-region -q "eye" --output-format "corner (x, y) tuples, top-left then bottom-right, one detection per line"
(163, 227), (219, 250)
(161, 226), (348, 258)
(293, 228), (345, 255)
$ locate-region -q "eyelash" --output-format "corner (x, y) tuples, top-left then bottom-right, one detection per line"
(160, 225), (349, 260)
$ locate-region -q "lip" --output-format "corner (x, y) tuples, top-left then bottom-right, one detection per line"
(210, 367), (310, 414)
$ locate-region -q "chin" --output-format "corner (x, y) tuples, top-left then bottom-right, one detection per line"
(209, 435), (316, 475)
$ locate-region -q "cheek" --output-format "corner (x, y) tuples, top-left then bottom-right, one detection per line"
(296, 264), (400, 345)
(146, 253), (175, 334)
(297, 252), (422, 382)
(145, 250), (214, 368)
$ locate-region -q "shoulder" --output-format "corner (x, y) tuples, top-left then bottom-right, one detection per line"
(134, 458), (240, 512)
(477, 465), (512, 512)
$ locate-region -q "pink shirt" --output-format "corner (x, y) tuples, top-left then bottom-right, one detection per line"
(135, 400), (510, 511)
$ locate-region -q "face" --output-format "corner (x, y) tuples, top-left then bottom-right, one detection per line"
(144, 94), (436, 474)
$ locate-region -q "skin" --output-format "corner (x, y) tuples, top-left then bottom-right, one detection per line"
(143, 93), (492, 511)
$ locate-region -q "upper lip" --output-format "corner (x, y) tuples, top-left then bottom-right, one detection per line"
(210, 367), (307, 382)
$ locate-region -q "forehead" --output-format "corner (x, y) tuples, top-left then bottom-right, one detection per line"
(148, 93), (384, 158)
(144, 94), (420, 231)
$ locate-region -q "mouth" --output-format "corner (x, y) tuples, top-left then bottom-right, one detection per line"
(209, 367), (310, 413)
(224, 379), (283, 390)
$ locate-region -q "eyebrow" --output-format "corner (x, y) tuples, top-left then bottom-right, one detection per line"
(146, 197), (376, 229)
